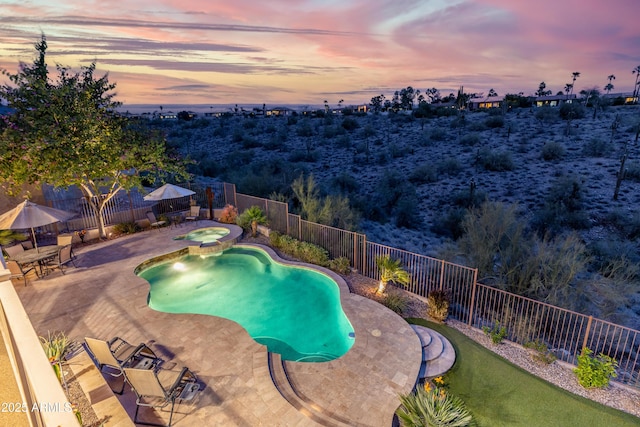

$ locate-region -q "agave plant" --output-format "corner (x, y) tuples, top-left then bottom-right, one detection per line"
(237, 205), (268, 237)
(40, 331), (72, 391)
(376, 255), (410, 294)
(397, 385), (475, 427)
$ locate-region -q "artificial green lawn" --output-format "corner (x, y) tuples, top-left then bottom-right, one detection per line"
(407, 318), (640, 427)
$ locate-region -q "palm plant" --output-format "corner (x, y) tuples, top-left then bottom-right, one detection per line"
(570, 71), (580, 95)
(376, 255), (410, 294)
(0, 230), (27, 246)
(396, 385), (475, 427)
(606, 74), (616, 94)
(237, 205), (268, 237)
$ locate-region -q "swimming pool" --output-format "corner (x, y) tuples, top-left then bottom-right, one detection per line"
(174, 227), (230, 244)
(137, 246), (355, 362)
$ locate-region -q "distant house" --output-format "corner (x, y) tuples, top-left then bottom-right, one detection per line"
(356, 104), (369, 113)
(159, 111), (178, 120)
(266, 107), (294, 117)
(469, 96), (504, 110)
(602, 92), (638, 105)
(535, 94), (576, 107)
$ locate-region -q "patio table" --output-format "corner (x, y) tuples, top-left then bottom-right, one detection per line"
(11, 245), (62, 277)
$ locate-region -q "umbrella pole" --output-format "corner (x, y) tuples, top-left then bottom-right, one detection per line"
(31, 227), (38, 250)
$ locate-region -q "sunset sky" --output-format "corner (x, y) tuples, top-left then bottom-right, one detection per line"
(0, 0), (639, 108)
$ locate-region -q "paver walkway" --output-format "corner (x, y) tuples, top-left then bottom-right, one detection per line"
(13, 221), (422, 426)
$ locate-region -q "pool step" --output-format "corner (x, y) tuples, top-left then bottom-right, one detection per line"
(411, 325), (456, 380)
(268, 353), (354, 427)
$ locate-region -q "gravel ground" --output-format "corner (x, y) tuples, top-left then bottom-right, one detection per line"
(345, 272), (640, 420)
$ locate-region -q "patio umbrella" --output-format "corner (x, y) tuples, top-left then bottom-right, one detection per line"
(143, 183), (195, 201)
(0, 200), (74, 249)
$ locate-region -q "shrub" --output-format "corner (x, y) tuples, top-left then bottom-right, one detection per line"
(582, 138), (610, 157)
(524, 340), (557, 365)
(624, 162), (640, 182)
(328, 256), (351, 275)
(430, 127), (448, 141)
(381, 292), (409, 315)
(459, 133), (480, 146)
(484, 115), (504, 128)
(218, 204), (238, 224)
(341, 117), (360, 131)
(482, 321), (507, 344)
(559, 102), (585, 120)
(541, 141), (565, 161)
(574, 348), (618, 389)
(426, 289), (450, 322)
(268, 231), (329, 266)
(396, 385), (475, 427)
(409, 163), (439, 184)
(478, 149), (515, 171)
(112, 221), (141, 236)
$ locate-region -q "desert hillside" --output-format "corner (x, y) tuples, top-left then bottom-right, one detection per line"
(150, 103), (640, 327)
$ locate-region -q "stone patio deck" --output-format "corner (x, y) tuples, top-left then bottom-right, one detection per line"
(14, 221), (422, 426)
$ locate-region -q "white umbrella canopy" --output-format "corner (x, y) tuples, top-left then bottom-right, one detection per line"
(0, 200), (74, 248)
(143, 183), (195, 201)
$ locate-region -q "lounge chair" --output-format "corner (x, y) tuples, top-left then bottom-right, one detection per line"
(43, 245), (76, 275)
(85, 337), (161, 394)
(124, 366), (200, 427)
(7, 260), (36, 286)
(147, 212), (167, 231)
(3, 244), (24, 259)
(184, 206), (200, 223)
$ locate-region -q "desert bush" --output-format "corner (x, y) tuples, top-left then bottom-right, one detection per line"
(624, 162), (640, 182)
(409, 163), (439, 184)
(341, 117), (359, 131)
(430, 127), (448, 141)
(484, 115), (504, 128)
(426, 289), (450, 322)
(335, 134), (351, 148)
(582, 138), (610, 157)
(381, 292), (409, 314)
(541, 141), (565, 161)
(288, 150), (319, 162)
(574, 348), (618, 389)
(477, 148), (515, 171)
(482, 321), (507, 344)
(331, 173), (359, 194)
(218, 204), (238, 224)
(437, 157), (463, 176)
(524, 340), (557, 365)
(395, 190), (423, 229)
(112, 221), (141, 236)
(535, 106), (559, 123)
(431, 207), (466, 239)
(328, 256), (351, 275)
(241, 137), (261, 149)
(532, 174), (589, 234)
(559, 102), (586, 120)
(459, 133), (480, 146)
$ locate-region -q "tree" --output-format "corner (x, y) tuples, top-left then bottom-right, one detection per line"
(605, 74), (615, 94)
(375, 255), (410, 294)
(570, 71), (580, 95)
(369, 94), (385, 113)
(0, 35), (188, 239)
(633, 66), (640, 99)
(536, 82), (552, 97)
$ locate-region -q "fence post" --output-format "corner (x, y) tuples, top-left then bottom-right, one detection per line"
(467, 269), (478, 326)
(581, 316), (593, 351)
(128, 191), (135, 222)
(298, 216), (302, 240)
(362, 234), (367, 276)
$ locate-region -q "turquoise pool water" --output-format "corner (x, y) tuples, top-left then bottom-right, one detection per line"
(137, 247), (355, 362)
(174, 227), (230, 244)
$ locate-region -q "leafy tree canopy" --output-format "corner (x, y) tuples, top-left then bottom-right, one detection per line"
(0, 35), (189, 237)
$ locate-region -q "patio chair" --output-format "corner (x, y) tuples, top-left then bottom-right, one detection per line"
(3, 244), (24, 259)
(42, 245), (76, 275)
(57, 234), (73, 246)
(185, 206), (200, 223)
(21, 241), (34, 250)
(147, 212), (167, 231)
(85, 337), (161, 394)
(7, 260), (36, 286)
(124, 366), (200, 427)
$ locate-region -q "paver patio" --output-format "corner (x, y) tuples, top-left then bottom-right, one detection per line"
(14, 220), (422, 426)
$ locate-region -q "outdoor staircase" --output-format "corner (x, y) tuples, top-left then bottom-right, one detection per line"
(411, 325), (456, 381)
(268, 353), (355, 427)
